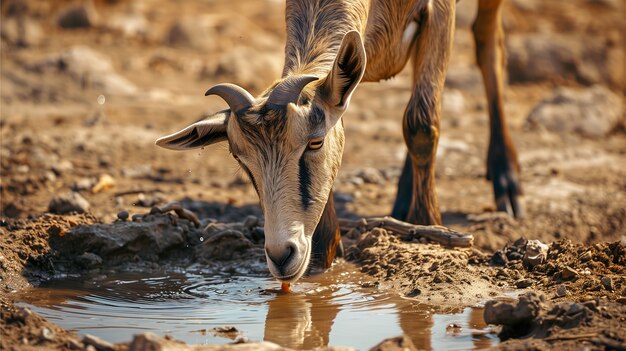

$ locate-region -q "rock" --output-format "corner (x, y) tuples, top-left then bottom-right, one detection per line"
(0, 16), (43, 47)
(527, 86), (623, 138)
(117, 211), (129, 221)
(57, 1), (99, 29)
(484, 292), (543, 327)
(30, 46), (138, 95)
(523, 240), (549, 268)
(556, 285), (568, 297)
(76, 252), (103, 269)
(82, 334), (115, 351)
(129, 332), (286, 351)
(15, 307), (32, 323)
(515, 279), (533, 288)
(600, 276), (614, 291)
(369, 335), (417, 351)
(91, 174), (115, 193)
(506, 32), (625, 90)
(355, 167), (384, 185)
(39, 327), (55, 342)
(107, 12), (148, 38)
(195, 230), (255, 261)
(490, 250), (508, 266)
(72, 178), (94, 191)
(561, 266), (579, 280)
(48, 192), (90, 214)
(165, 17), (218, 50)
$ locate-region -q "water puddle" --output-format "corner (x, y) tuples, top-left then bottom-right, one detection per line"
(17, 262), (498, 350)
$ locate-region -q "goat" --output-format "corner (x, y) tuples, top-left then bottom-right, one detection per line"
(156, 0), (521, 283)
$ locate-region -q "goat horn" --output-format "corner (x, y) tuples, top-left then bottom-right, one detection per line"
(205, 83), (255, 116)
(266, 75), (319, 108)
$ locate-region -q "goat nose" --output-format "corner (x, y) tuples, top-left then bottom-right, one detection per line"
(266, 244), (295, 268)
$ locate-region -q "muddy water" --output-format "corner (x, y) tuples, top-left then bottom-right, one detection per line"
(17, 262), (498, 350)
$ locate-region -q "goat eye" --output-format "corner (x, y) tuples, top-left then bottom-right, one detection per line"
(307, 137), (324, 150)
(232, 154), (240, 161)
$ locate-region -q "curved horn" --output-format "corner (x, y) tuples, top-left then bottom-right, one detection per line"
(205, 83), (255, 116)
(266, 75), (319, 108)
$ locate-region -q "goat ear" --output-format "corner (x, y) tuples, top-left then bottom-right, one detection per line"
(155, 110), (229, 150)
(318, 31), (366, 113)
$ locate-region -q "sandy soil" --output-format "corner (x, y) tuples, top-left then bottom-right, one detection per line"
(1, 0), (625, 350)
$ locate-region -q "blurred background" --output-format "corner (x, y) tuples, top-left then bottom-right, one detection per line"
(1, 0), (625, 251)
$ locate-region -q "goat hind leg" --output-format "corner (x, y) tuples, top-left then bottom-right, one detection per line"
(473, 0), (523, 218)
(397, 0), (456, 225)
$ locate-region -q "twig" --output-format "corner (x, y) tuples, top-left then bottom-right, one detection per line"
(338, 216), (473, 248)
(150, 201), (200, 228)
(544, 333), (598, 341)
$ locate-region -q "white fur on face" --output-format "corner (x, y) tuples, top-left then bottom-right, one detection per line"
(226, 102), (345, 281)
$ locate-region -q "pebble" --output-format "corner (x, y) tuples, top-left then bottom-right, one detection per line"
(117, 211), (129, 221)
(243, 215), (259, 228)
(556, 285), (568, 297)
(40, 327), (55, 342)
(600, 277), (614, 291)
(57, 1), (99, 29)
(91, 174), (115, 193)
(355, 167), (384, 185)
(16, 307), (32, 323)
(48, 192), (90, 214)
(515, 279), (533, 289)
(561, 266), (579, 280)
(523, 239), (549, 268)
(490, 250), (508, 266)
(83, 334), (115, 351)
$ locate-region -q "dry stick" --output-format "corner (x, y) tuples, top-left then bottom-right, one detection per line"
(338, 216), (474, 248)
(151, 201), (201, 228)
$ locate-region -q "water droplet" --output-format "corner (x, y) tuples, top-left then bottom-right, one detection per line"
(199, 237), (204, 242)
(97, 95), (106, 105)
(187, 169), (192, 174)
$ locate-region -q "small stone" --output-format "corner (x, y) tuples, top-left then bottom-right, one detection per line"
(117, 211), (129, 221)
(57, 1), (99, 29)
(616, 297), (626, 305)
(48, 192), (90, 214)
(355, 167), (384, 184)
(490, 250), (508, 266)
(600, 277), (614, 291)
(523, 240), (549, 268)
(561, 266), (579, 280)
(370, 335), (417, 351)
(556, 285), (568, 297)
(83, 334), (115, 351)
(578, 250), (592, 263)
(40, 327), (55, 342)
(515, 279), (533, 288)
(16, 307), (32, 322)
(91, 174), (115, 193)
(67, 339), (83, 350)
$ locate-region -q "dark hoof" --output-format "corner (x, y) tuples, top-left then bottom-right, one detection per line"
(492, 169), (524, 219)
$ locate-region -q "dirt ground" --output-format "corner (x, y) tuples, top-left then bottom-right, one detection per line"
(1, 0), (625, 350)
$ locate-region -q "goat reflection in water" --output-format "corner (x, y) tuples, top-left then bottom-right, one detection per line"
(17, 273), (496, 349)
(263, 288), (494, 350)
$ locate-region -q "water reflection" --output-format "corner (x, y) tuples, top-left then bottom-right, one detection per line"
(17, 263), (498, 350)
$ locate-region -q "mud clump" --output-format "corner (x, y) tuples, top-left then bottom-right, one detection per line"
(345, 228), (500, 303)
(491, 239), (626, 301)
(485, 292), (626, 350)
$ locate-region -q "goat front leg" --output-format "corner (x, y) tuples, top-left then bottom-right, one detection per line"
(394, 0), (455, 225)
(473, 0), (523, 218)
